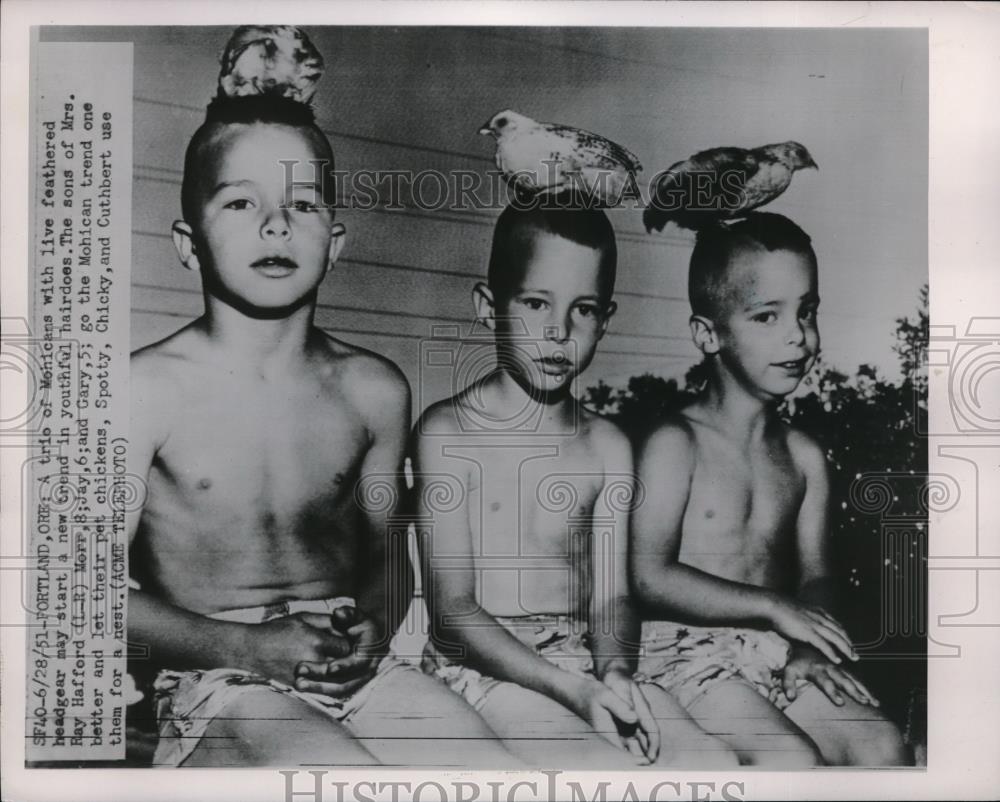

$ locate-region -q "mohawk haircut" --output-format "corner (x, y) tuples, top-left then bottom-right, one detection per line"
(180, 94), (336, 224)
(487, 205), (618, 303)
(688, 212), (816, 319)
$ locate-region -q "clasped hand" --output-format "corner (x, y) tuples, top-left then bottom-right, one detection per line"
(242, 605), (381, 697)
(574, 669), (660, 765)
(292, 606), (383, 697)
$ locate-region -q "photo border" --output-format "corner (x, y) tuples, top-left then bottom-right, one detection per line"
(2, 1), (998, 799)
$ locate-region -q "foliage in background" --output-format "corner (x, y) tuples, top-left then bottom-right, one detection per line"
(584, 286), (929, 726)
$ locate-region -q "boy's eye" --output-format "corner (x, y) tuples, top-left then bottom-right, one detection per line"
(752, 311), (777, 324)
(519, 298), (548, 311)
(223, 198), (253, 210)
(800, 306), (818, 322)
(288, 200), (320, 213)
(574, 304), (600, 319)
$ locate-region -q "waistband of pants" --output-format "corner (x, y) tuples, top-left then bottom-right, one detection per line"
(208, 596), (356, 624)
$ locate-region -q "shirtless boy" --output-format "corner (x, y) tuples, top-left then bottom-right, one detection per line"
(411, 206), (739, 768)
(127, 92), (516, 767)
(631, 212), (910, 766)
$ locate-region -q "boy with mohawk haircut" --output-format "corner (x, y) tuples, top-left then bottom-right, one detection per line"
(632, 212), (911, 766)
(127, 26), (516, 767)
(412, 203), (739, 768)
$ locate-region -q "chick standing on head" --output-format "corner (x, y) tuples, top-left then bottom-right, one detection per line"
(644, 141), (818, 233)
(480, 109), (642, 207)
(217, 25), (325, 103)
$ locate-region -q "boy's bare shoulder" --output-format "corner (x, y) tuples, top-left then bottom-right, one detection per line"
(784, 425), (829, 479)
(409, 394), (474, 479)
(412, 391), (473, 438)
(131, 322), (198, 366)
(130, 325), (208, 447)
(131, 324), (204, 400)
(578, 405), (631, 459)
(640, 410), (698, 461)
(318, 332), (410, 419)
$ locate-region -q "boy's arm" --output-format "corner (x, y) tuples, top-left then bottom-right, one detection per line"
(790, 431), (838, 612)
(347, 362), (414, 650)
(127, 355), (350, 686)
(295, 358), (413, 696)
(781, 433), (877, 706)
(630, 422), (855, 664)
(413, 409), (636, 743)
(588, 427), (640, 680)
(125, 375), (238, 672)
(588, 424), (659, 762)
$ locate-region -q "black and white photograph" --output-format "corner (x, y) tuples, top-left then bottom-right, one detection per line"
(3, 3), (999, 801)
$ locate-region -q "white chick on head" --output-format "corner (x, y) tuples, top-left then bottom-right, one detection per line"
(480, 109), (642, 207)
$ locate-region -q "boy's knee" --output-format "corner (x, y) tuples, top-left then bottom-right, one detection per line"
(772, 742), (822, 769)
(585, 739), (639, 769)
(439, 738), (524, 769)
(854, 722), (910, 767)
(820, 715), (910, 767)
(701, 739), (741, 769)
(662, 736), (740, 769)
(215, 689), (378, 765)
(787, 741), (823, 768)
(747, 737), (822, 768)
(264, 731), (376, 767)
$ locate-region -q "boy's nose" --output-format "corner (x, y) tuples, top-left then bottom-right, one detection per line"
(260, 207), (291, 240)
(544, 313), (572, 343)
(787, 319), (806, 345)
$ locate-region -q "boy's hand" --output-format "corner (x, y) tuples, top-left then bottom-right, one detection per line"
(783, 645), (879, 707)
(293, 607), (383, 698)
(567, 676), (653, 764)
(236, 612), (353, 685)
(601, 669), (660, 764)
(766, 594), (858, 664)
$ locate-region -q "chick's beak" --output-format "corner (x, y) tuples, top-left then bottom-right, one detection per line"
(805, 156), (819, 169)
(478, 124), (494, 136)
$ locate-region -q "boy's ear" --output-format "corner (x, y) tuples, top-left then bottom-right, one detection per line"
(326, 222), (347, 274)
(690, 314), (720, 355)
(597, 300), (618, 340)
(171, 221), (201, 273)
(472, 282), (497, 331)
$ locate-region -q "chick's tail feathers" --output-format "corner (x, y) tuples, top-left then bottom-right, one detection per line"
(643, 159), (752, 233)
(643, 206), (730, 233)
(643, 205), (668, 233)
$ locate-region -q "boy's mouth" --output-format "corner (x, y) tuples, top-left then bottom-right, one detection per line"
(252, 256), (298, 278)
(773, 357), (810, 375)
(535, 355), (572, 376)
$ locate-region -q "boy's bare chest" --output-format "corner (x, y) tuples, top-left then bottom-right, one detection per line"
(154, 377), (368, 516)
(682, 438), (804, 581)
(460, 440), (605, 556)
